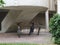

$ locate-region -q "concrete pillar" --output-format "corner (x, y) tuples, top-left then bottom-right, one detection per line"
(45, 10), (49, 31)
(57, 0), (60, 14)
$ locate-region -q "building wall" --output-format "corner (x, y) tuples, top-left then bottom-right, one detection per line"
(49, 0), (55, 11)
(0, 0), (57, 33)
(57, 0), (60, 14)
(3, 0), (56, 11)
(4, 0), (49, 8)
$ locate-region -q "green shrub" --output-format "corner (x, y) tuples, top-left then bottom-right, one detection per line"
(49, 13), (60, 44)
(0, 0), (5, 7)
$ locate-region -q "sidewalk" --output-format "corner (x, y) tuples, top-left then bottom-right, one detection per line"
(0, 29), (55, 45)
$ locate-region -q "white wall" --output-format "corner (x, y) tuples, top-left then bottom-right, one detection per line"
(4, 0), (49, 8)
(49, 0), (55, 11)
(57, 0), (60, 14)
(3, 0), (56, 11)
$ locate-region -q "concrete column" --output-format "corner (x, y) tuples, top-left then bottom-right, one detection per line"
(45, 10), (49, 31)
(57, 0), (60, 14)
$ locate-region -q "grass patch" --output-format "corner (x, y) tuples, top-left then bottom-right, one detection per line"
(0, 43), (39, 45)
(0, 43), (57, 45)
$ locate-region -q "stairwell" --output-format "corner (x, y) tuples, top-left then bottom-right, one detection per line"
(1, 9), (40, 33)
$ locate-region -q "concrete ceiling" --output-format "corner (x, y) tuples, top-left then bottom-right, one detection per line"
(0, 6), (47, 11)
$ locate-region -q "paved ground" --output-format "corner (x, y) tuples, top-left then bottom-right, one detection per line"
(0, 29), (54, 44)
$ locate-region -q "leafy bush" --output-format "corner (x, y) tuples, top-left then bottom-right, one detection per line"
(49, 13), (60, 44)
(0, 0), (5, 7)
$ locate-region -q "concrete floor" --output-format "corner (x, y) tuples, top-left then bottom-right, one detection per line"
(0, 29), (54, 44)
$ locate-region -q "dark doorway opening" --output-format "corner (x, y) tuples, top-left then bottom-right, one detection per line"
(0, 9), (9, 30)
